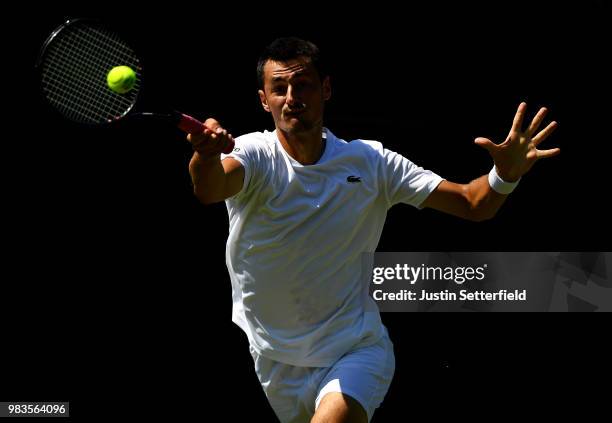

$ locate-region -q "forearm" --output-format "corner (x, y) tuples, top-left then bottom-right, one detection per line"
(464, 174), (509, 221)
(189, 152), (228, 204)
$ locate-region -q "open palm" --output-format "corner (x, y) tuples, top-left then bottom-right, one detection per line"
(475, 102), (559, 182)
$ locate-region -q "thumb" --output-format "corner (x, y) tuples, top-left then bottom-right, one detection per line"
(474, 137), (497, 153)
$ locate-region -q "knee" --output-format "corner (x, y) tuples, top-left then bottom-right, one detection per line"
(311, 392), (368, 423)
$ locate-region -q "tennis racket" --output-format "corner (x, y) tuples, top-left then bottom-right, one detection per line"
(36, 18), (234, 153)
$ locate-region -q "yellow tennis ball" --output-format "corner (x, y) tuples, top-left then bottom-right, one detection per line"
(107, 66), (136, 94)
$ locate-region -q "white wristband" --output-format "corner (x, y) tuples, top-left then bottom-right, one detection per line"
(488, 166), (520, 194)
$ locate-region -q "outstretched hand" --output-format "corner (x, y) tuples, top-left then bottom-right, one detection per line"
(474, 102), (559, 182)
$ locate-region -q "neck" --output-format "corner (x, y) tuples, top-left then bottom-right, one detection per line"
(276, 124), (325, 165)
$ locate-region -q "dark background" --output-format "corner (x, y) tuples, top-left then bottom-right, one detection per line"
(3, 1), (610, 420)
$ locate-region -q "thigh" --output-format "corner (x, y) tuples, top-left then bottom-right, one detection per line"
(313, 333), (396, 422)
(250, 346), (319, 423)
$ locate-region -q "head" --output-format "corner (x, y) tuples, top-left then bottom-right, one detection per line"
(257, 37), (331, 135)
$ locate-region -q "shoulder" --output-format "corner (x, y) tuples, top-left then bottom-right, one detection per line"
(337, 137), (406, 164)
(333, 139), (386, 165)
(222, 130), (276, 163)
(234, 131), (275, 151)
(346, 139), (385, 155)
(326, 129), (384, 158)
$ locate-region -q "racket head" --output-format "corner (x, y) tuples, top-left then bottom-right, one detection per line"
(36, 18), (143, 126)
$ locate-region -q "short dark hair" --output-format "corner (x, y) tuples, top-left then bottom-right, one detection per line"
(257, 37), (326, 89)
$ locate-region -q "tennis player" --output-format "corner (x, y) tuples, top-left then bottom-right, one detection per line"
(186, 37), (559, 423)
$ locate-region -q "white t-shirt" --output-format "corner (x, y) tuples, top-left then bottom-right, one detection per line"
(220, 128), (443, 367)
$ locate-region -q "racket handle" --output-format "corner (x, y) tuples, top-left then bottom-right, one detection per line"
(177, 113), (235, 154)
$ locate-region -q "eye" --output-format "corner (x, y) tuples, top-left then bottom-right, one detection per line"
(294, 80), (315, 91)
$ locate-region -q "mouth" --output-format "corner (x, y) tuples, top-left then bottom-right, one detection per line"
(284, 109), (305, 118)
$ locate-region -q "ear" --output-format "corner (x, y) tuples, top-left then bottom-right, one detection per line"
(322, 76), (331, 101)
(258, 89), (271, 113)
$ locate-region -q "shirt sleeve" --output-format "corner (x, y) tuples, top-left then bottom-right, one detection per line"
(220, 133), (266, 200)
(379, 146), (444, 208)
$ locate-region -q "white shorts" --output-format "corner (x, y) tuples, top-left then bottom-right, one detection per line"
(249, 330), (395, 423)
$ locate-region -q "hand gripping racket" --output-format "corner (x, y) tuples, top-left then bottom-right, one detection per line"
(36, 18), (234, 153)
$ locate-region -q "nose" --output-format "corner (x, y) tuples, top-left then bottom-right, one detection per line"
(286, 85), (297, 106)
(285, 85), (305, 110)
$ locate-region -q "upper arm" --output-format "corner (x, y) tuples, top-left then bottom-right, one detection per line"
(420, 180), (473, 220)
(221, 157), (245, 200)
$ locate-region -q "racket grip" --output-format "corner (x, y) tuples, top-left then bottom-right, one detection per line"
(177, 113), (235, 154)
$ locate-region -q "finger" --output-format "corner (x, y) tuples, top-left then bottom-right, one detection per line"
(210, 133), (234, 155)
(536, 148), (561, 159)
(218, 130), (234, 150)
(192, 135), (219, 154)
(532, 121), (558, 146)
(527, 107), (548, 136)
(195, 137), (224, 155)
(204, 118), (222, 133)
(474, 137), (498, 154)
(188, 128), (213, 145)
(511, 102), (528, 133)
(224, 134), (235, 150)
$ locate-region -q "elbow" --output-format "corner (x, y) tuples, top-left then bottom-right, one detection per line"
(466, 196), (496, 222)
(195, 195), (220, 206)
(468, 206), (497, 222)
(469, 212), (493, 222)
(193, 187), (218, 206)
(197, 197), (217, 206)
(463, 186), (497, 222)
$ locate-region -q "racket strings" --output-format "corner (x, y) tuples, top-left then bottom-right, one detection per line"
(40, 21), (141, 124)
(61, 25), (140, 117)
(42, 31), (137, 123)
(45, 31), (134, 118)
(43, 38), (128, 122)
(47, 24), (140, 116)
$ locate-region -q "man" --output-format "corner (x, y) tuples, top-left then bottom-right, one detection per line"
(187, 38), (558, 423)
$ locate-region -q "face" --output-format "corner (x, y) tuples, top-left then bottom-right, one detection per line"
(258, 57), (331, 135)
